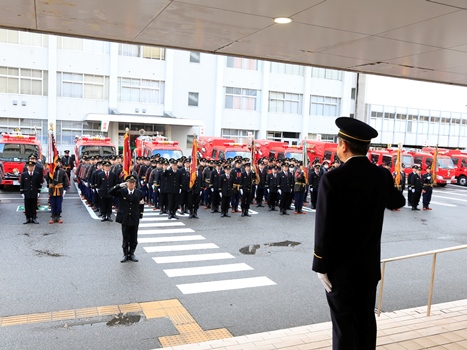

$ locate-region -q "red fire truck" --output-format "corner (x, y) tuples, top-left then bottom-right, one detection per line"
(254, 140), (286, 162)
(134, 136), (183, 159)
(197, 136), (250, 160)
(410, 150), (456, 186)
(422, 148), (467, 186)
(0, 132), (43, 187)
(74, 135), (117, 167)
(367, 148), (414, 176)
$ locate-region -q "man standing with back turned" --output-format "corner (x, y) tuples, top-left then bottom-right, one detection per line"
(312, 117), (405, 350)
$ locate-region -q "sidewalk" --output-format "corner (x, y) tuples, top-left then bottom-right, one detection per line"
(159, 299), (467, 350)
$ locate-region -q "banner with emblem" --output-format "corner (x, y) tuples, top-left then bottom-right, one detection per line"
(123, 129), (131, 178)
(250, 140), (260, 184)
(395, 144), (402, 189)
(47, 124), (59, 180)
(189, 135), (198, 188)
(303, 138), (309, 184)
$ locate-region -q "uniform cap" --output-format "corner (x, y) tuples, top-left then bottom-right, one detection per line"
(26, 160), (36, 166)
(103, 161), (111, 166)
(64, 150), (70, 153)
(244, 162), (251, 167)
(313, 164), (321, 168)
(125, 175), (137, 182)
(224, 165), (232, 170)
(29, 153), (37, 159)
(336, 117), (378, 144)
(155, 153), (161, 157)
(169, 158), (176, 164)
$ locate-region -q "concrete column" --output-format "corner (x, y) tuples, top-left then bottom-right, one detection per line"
(355, 73), (368, 123)
(108, 42), (118, 108)
(164, 49), (175, 114)
(213, 55), (224, 136)
(259, 61), (270, 139)
(47, 35), (57, 133)
(301, 66), (312, 140)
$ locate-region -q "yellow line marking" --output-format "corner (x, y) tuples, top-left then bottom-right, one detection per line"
(0, 299), (232, 347)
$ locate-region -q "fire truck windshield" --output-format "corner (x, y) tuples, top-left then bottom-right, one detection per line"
(79, 145), (116, 156)
(0, 143), (39, 161)
(226, 151), (251, 159)
(400, 155), (414, 168)
(285, 152), (303, 159)
(152, 150), (183, 159)
(438, 157), (455, 169)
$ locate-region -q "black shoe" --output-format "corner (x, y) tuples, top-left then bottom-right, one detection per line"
(256, 204), (264, 207)
(271, 208), (277, 211)
(221, 213), (225, 218)
(107, 217), (113, 222)
(128, 254), (138, 262)
(23, 219), (31, 224)
(283, 211), (289, 215)
(101, 216), (107, 222)
(224, 214), (230, 217)
(241, 212), (245, 217)
(172, 215), (179, 220)
(268, 207), (272, 211)
(32, 219), (39, 224)
(120, 255), (128, 263)
(245, 213), (251, 217)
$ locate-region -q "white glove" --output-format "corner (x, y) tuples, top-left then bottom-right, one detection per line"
(200, 191), (203, 196)
(157, 188), (160, 193)
(412, 188), (415, 193)
(179, 189), (181, 194)
(266, 188), (269, 193)
(96, 189), (99, 193)
(240, 189), (243, 195)
(317, 273), (332, 293)
(219, 192), (222, 198)
(140, 180), (144, 185)
(63, 190), (66, 197)
(119, 182), (126, 188)
(310, 188), (313, 192)
(152, 185), (155, 190)
(278, 189), (282, 195)
(211, 188), (214, 192)
(85, 182), (88, 187)
(22, 194), (24, 199)
(37, 193), (40, 198)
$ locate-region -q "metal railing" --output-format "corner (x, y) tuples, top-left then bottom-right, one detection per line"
(377, 244), (467, 317)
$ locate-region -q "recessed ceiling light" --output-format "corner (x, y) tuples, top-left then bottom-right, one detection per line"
(274, 17), (292, 24)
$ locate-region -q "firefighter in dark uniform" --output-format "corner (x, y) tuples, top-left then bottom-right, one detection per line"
(61, 150), (73, 179)
(278, 163), (294, 215)
(266, 165), (280, 211)
(159, 160), (169, 215)
(240, 163), (254, 217)
(309, 163), (321, 210)
(210, 161), (222, 213)
(46, 158), (70, 224)
(312, 117), (405, 350)
(231, 160), (243, 212)
(109, 175), (144, 263)
(163, 159), (182, 219)
(407, 165), (417, 207)
(293, 162), (307, 214)
(188, 165), (203, 219)
(422, 166), (433, 210)
(219, 164), (233, 217)
(20, 160), (43, 224)
(410, 165), (423, 211)
(179, 158), (191, 215)
(97, 161), (118, 221)
(255, 161), (267, 207)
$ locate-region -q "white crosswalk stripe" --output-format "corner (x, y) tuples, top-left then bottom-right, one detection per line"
(139, 228), (195, 235)
(176, 277), (276, 294)
(144, 243), (218, 253)
(164, 263), (254, 277)
(139, 222), (185, 228)
(139, 235), (206, 243)
(153, 252), (235, 264)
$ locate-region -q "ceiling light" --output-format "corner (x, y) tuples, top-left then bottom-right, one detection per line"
(274, 17), (292, 24)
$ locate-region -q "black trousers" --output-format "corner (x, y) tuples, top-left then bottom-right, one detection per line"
(160, 192), (168, 212)
(179, 190), (188, 208)
(412, 191), (421, 208)
(24, 197), (37, 219)
(211, 190), (220, 209)
(241, 191), (252, 213)
(122, 224), (138, 255)
(326, 281), (378, 350)
(268, 192), (277, 209)
(187, 190), (200, 212)
(221, 195), (231, 214)
(167, 192), (179, 215)
(279, 192), (292, 211)
(256, 188), (264, 204)
(100, 196), (113, 216)
(311, 188), (318, 209)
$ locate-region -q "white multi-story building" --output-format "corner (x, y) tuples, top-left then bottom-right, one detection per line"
(0, 29), (357, 154)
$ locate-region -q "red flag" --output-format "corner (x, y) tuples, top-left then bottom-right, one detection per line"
(251, 140), (260, 183)
(47, 130), (59, 180)
(123, 131), (131, 178)
(189, 137), (198, 188)
(303, 139), (309, 184)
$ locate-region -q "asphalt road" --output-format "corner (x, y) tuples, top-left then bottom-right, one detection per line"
(0, 181), (466, 350)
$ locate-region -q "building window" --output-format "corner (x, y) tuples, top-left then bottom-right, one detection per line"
(226, 57), (258, 70)
(351, 88), (356, 100)
(118, 44), (140, 57)
(0, 118), (48, 145)
(142, 46), (165, 60)
(221, 129), (257, 144)
(310, 95), (341, 116)
(190, 52), (200, 63)
(57, 36), (109, 53)
(269, 91), (302, 114)
(270, 62), (304, 76)
(311, 67), (343, 80)
(0, 29), (48, 47)
(188, 92), (199, 107)
(308, 133), (337, 142)
(117, 77), (164, 103)
(0, 67), (48, 96)
(56, 120), (103, 145)
(57, 72), (109, 99)
(225, 87), (259, 111)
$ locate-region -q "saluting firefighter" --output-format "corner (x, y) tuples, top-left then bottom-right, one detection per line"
(109, 175), (144, 263)
(20, 160), (43, 224)
(47, 158), (70, 224)
(410, 165), (423, 211)
(422, 167), (434, 210)
(293, 161), (307, 214)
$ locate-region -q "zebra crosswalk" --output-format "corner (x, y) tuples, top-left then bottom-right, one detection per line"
(138, 205), (276, 295)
